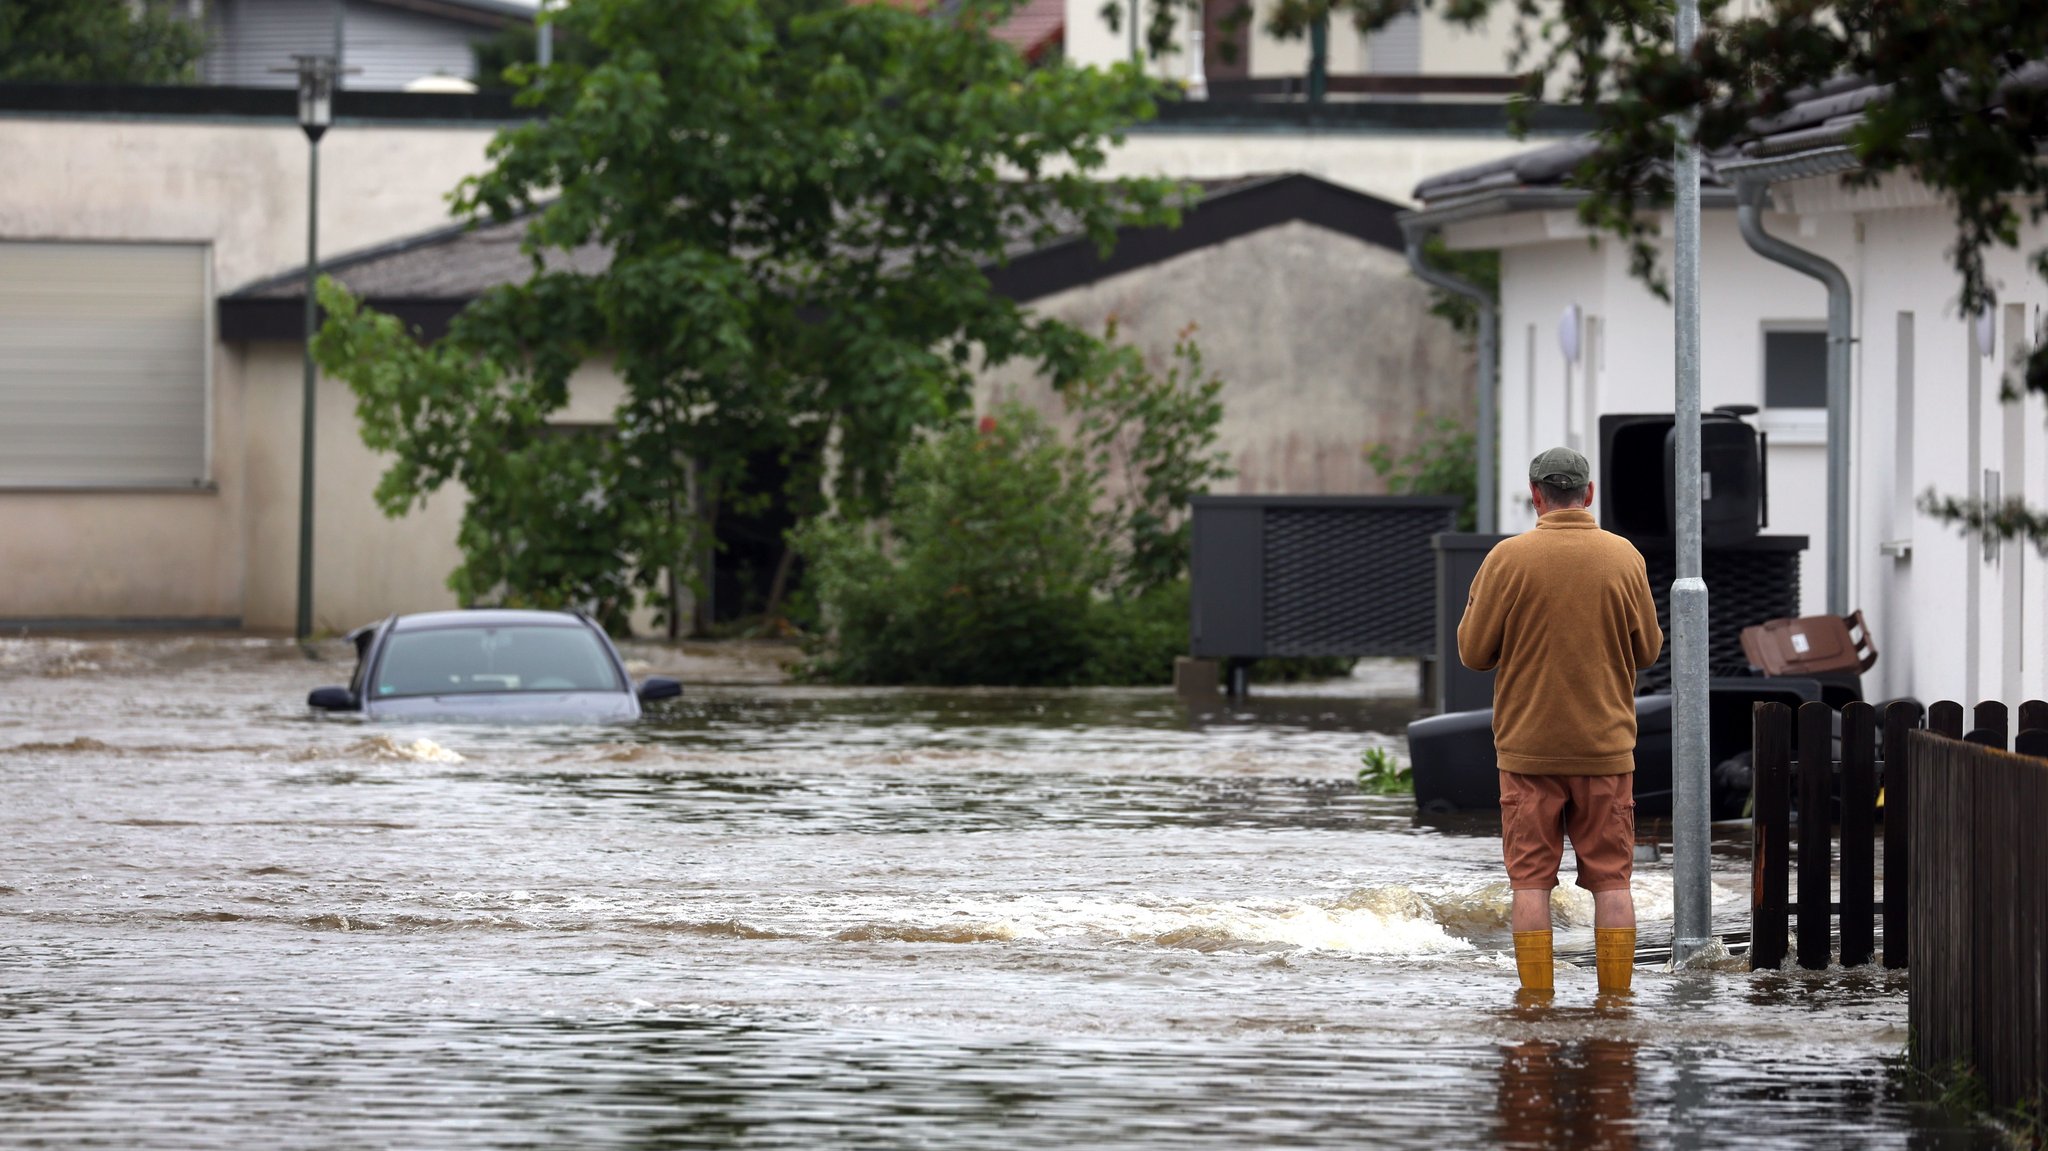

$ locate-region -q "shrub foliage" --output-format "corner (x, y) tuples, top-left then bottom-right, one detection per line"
(799, 331), (1231, 686)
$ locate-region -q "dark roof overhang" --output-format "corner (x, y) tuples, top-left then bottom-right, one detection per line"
(1397, 184), (1739, 236)
(219, 172), (1413, 341)
(1413, 60), (2048, 212)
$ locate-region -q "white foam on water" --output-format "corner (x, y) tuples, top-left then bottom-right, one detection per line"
(336, 735), (466, 764)
(1334, 872), (1753, 937)
(633, 888), (1480, 957)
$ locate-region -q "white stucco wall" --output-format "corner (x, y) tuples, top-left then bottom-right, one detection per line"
(1849, 204), (2047, 707)
(1448, 177), (2048, 706)
(1474, 209), (1850, 622)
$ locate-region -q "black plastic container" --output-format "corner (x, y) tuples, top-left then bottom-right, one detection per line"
(1408, 676), (1822, 817)
(1598, 407), (1765, 547)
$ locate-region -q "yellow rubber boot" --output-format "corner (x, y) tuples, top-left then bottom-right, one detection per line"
(1595, 928), (1637, 994)
(1512, 930), (1554, 993)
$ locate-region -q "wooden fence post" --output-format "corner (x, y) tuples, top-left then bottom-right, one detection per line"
(1882, 700), (1923, 969)
(1839, 702), (1877, 966)
(1929, 700), (1964, 740)
(1798, 700), (1834, 970)
(2016, 700), (2048, 760)
(1750, 701), (1792, 970)
(1972, 701), (2009, 749)
(1907, 712), (2048, 1107)
(1910, 727), (1971, 1074)
(2018, 741), (2048, 1105)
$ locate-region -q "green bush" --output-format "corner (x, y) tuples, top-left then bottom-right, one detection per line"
(1367, 416), (1477, 532)
(1080, 580), (1193, 686)
(798, 328), (1233, 686)
(797, 408), (1109, 685)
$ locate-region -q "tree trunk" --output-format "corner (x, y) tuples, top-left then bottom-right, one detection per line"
(762, 542), (798, 627)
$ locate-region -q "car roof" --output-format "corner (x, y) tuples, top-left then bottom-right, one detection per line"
(387, 609), (594, 633)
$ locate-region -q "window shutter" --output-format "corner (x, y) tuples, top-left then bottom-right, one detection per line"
(0, 242), (210, 487)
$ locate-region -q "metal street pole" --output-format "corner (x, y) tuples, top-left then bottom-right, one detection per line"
(1308, 16), (1329, 103)
(298, 134), (320, 641)
(288, 55), (336, 642)
(1670, 0), (1714, 964)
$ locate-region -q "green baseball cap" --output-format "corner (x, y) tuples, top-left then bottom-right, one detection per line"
(1529, 446), (1591, 487)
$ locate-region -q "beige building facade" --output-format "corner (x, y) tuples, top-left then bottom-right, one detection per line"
(0, 107), (492, 630)
(1, 87), (1522, 632)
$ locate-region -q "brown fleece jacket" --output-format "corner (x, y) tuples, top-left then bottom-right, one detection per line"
(1456, 509), (1664, 775)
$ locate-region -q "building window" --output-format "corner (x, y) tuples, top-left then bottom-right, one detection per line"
(0, 241), (210, 488)
(1760, 323), (1827, 443)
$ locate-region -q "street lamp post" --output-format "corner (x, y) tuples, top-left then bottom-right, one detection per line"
(291, 55), (335, 643)
(1670, 0), (1715, 965)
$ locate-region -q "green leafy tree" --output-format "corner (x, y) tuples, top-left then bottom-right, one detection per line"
(0, 0), (205, 83)
(313, 0), (1180, 632)
(469, 19), (603, 90)
(1417, 233), (1498, 346)
(1069, 321), (1235, 596)
(1367, 417), (1476, 532)
(1116, 0), (2048, 550)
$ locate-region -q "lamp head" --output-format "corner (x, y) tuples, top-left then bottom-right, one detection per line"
(293, 55), (337, 142)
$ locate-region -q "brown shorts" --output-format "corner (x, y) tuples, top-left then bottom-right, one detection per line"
(1499, 771), (1636, 893)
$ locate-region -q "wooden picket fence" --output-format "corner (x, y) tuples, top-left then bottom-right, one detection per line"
(1750, 698), (2048, 970)
(1749, 696), (2048, 1109)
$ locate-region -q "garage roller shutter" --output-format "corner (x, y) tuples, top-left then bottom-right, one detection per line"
(0, 242), (210, 487)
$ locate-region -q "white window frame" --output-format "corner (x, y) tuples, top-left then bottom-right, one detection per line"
(1758, 320), (1829, 445)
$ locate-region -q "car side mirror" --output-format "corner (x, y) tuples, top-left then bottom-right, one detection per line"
(308, 686), (358, 711)
(637, 677), (682, 703)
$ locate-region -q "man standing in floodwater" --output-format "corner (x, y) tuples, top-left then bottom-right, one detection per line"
(1457, 447), (1664, 997)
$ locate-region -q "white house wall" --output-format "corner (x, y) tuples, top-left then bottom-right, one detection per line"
(1479, 211), (1858, 630)
(342, 0), (498, 90)
(1461, 183), (2048, 707)
(1853, 206), (2048, 706)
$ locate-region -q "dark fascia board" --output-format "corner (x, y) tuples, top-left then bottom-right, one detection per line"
(0, 83), (531, 123)
(1398, 184), (1741, 232)
(220, 297), (470, 343)
(221, 173), (1411, 338)
(1142, 99), (1598, 136)
(985, 173), (1408, 303)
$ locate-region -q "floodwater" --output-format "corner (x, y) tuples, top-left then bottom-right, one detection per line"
(0, 637), (1992, 1148)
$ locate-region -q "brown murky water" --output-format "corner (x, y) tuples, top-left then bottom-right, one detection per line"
(0, 638), (1992, 1147)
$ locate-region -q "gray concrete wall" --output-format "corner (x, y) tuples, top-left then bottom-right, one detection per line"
(977, 219), (1478, 497)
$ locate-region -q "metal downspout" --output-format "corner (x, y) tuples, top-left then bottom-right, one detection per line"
(1403, 227), (1498, 534)
(1735, 180), (1853, 615)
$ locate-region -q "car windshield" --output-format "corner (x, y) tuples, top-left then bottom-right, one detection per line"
(372, 625), (623, 698)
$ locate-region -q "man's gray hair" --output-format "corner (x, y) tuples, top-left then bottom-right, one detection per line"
(1537, 481), (1588, 509)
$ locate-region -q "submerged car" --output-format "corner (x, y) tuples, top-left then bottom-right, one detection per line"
(307, 609), (681, 723)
